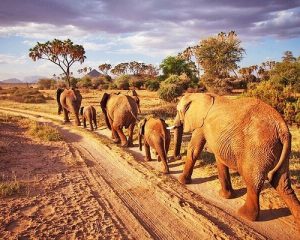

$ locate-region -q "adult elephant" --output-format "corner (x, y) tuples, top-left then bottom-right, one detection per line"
(56, 88), (82, 126)
(100, 92), (139, 147)
(172, 93), (300, 225)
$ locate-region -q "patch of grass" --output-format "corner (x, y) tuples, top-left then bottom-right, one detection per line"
(0, 174), (21, 197)
(27, 121), (62, 141)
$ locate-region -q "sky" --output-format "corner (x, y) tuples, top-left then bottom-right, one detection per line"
(0, 0), (300, 81)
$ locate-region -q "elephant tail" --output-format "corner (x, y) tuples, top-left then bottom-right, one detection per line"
(56, 88), (64, 115)
(268, 131), (291, 182)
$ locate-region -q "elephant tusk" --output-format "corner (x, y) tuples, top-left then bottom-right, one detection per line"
(167, 126), (176, 130)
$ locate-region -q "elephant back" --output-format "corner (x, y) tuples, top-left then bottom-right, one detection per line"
(107, 94), (138, 128)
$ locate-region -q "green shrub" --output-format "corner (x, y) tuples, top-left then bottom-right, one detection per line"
(129, 78), (144, 89)
(77, 76), (92, 88)
(158, 83), (183, 102)
(115, 75), (130, 90)
(145, 79), (160, 91)
(158, 75), (187, 102)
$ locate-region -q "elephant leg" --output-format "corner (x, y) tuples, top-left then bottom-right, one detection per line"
(89, 119), (94, 131)
(238, 173), (263, 221)
(109, 119), (120, 143)
(63, 109), (70, 123)
(83, 118), (87, 128)
(179, 128), (206, 184)
(156, 139), (169, 174)
(216, 161), (234, 199)
(127, 123), (135, 147)
(94, 116), (97, 130)
(270, 168), (300, 227)
(144, 142), (151, 161)
(114, 125), (127, 147)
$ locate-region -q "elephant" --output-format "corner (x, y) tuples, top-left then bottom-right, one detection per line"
(56, 88), (82, 126)
(138, 117), (171, 174)
(100, 92), (140, 147)
(80, 105), (97, 131)
(172, 92), (300, 225)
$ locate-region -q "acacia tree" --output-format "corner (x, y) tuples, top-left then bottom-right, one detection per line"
(29, 39), (86, 87)
(194, 31), (244, 79)
(98, 63), (112, 75)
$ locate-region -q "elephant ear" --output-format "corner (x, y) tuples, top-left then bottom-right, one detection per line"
(180, 93), (215, 132)
(100, 93), (112, 130)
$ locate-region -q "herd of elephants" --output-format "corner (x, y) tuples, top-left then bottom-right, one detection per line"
(56, 88), (300, 228)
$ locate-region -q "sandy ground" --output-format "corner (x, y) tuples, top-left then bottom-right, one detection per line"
(0, 106), (299, 239)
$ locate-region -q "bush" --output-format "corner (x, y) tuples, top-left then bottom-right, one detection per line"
(8, 88), (46, 103)
(37, 78), (56, 89)
(115, 75), (130, 90)
(77, 76), (92, 88)
(145, 79), (160, 91)
(129, 78), (144, 89)
(158, 75), (188, 102)
(202, 76), (233, 95)
(245, 81), (299, 125)
(158, 83), (183, 102)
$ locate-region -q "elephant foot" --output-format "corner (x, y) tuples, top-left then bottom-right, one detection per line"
(112, 138), (121, 144)
(178, 174), (192, 184)
(238, 205), (258, 222)
(162, 168), (170, 174)
(174, 155), (182, 160)
(219, 189), (235, 199)
(121, 141), (129, 147)
(144, 157), (151, 161)
(127, 142), (134, 148)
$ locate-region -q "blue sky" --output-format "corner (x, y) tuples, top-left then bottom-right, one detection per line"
(0, 0), (300, 81)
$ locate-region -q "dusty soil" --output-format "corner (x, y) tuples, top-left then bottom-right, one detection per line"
(0, 106), (299, 239)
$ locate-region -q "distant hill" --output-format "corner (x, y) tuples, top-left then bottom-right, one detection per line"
(86, 69), (102, 78)
(23, 75), (45, 83)
(0, 78), (23, 84)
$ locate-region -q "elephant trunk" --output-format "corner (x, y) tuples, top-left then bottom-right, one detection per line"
(173, 124), (183, 159)
(71, 102), (81, 126)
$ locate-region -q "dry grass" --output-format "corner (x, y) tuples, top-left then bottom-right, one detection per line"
(0, 173), (21, 197)
(26, 121), (62, 141)
(0, 87), (46, 103)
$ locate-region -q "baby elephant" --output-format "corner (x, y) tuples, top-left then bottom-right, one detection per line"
(138, 117), (171, 174)
(80, 106), (97, 131)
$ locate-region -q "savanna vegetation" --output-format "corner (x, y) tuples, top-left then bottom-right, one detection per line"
(22, 32), (300, 125)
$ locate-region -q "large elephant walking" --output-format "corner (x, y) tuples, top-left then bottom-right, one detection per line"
(100, 92), (139, 147)
(56, 88), (82, 126)
(173, 93), (300, 226)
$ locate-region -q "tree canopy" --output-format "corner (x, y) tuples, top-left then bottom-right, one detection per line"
(29, 39), (86, 87)
(194, 31), (244, 78)
(159, 56), (197, 79)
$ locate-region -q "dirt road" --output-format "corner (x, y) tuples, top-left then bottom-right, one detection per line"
(0, 106), (298, 239)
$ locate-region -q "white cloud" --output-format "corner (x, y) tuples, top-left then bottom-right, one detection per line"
(0, 54), (27, 64)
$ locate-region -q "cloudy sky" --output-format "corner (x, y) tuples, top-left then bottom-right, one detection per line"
(0, 0), (300, 80)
